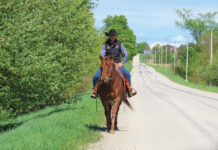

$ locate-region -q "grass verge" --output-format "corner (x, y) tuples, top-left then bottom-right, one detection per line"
(124, 59), (133, 72)
(139, 54), (218, 93)
(0, 59), (133, 150)
(0, 93), (104, 150)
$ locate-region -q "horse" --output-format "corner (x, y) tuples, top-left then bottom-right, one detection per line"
(97, 56), (133, 134)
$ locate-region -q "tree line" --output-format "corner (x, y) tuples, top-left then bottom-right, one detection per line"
(175, 9), (217, 86)
(150, 9), (217, 87)
(0, 0), (139, 120)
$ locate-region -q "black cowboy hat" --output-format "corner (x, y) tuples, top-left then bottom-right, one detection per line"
(105, 29), (117, 36)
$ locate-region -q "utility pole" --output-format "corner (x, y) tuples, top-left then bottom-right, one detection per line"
(161, 45), (163, 66)
(185, 43), (189, 82)
(165, 45), (167, 71)
(174, 47), (176, 73)
(210, 29), (213, 64)
(159, 47), (160, 65)
(153, 53), (154, 64)
(155, 49), (156, 64)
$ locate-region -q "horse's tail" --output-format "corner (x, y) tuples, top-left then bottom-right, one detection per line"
(123, 98), (133, 110)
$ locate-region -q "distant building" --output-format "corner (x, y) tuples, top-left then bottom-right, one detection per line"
(144, 49), (152, 55)
(163, 45), (177, 54)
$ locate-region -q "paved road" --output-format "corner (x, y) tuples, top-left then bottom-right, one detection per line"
(88, 54), (218, 150)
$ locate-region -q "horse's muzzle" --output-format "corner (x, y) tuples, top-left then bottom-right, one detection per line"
(101, 77), (111, 84)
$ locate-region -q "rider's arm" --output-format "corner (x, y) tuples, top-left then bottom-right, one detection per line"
(121, 43), (128, 64)
(100, 44), (106, 57)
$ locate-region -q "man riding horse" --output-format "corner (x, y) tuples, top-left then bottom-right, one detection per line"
(91, 29), (137, 98)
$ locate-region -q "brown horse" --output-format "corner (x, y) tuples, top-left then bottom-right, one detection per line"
(97, 56), (133, 134)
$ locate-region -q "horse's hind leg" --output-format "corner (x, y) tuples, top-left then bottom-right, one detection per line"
(110, 99), (122, 134)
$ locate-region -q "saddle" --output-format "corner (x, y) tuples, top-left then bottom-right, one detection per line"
(91, 65), (136, 99)
(116, 69), (132, 96)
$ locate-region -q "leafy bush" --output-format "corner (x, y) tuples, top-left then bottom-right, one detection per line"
(199, 54), (218, 86)
(0, 0), (100, 120)
(176, 47), (197, 80)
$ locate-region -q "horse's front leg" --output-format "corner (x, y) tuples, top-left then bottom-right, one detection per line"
(108, 103), (112, 129)
(110, 98), (122, 134)
(115, 105), (120, 130)
(103, 102), (110, 132)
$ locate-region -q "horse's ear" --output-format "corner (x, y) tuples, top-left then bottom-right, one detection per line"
(100, 55), (104, 61)
(109, 56), (113, 60)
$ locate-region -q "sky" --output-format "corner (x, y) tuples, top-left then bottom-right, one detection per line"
(92, 0), (218, 48)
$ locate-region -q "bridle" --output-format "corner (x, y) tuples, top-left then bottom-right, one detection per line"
(101, 60), (114, 82)
(108, 60), (114, 81)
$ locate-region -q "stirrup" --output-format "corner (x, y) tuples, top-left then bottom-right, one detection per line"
(90, 93), (97, 99)
(128, 88), (137, 97)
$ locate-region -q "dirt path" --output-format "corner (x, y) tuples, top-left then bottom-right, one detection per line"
(88, 54), (218, 150)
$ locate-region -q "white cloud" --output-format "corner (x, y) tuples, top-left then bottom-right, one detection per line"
(138, 32), (145, 38)
(170, 35), (187, 42)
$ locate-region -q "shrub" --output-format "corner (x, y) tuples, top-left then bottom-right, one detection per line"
(0, 0), (100, 120)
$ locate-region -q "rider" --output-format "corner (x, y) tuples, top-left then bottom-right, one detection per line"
(91, 29), (137, 98)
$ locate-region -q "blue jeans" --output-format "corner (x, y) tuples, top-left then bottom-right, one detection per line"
(93, 66), (131, 89)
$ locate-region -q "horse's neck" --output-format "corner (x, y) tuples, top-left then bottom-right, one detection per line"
(111, 68), (122, 85)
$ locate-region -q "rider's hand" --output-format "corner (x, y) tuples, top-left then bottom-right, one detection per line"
(115, 62), (123, 69)
(118, 62), (123, 68)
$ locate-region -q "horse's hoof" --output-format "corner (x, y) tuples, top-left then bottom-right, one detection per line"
(106, 128), (110, 132)
(110, 130), (115, 134)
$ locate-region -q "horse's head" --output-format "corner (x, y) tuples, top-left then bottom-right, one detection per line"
(100, 56), (115, 84)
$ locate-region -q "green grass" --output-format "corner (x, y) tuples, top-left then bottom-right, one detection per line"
(124, 59), (133, 72)
(139, 53), (218, 93)
(139, 53), (147, 64)
(0, 60), (134, 150)
(0, 93), (104, 150)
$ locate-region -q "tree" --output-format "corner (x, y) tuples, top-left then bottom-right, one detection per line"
(137, 42), (150, 53)
(176, 47), (197, 80)
(0, 0), (100, 120)
(175, 9), (217, 43)
(152, 43), (161, 63)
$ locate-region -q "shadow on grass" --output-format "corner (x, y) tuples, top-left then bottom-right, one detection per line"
(85, 125), (106, 132)
(33, 107), (75, 120)
(0, 122), (23, 133)
(0, 107), (75, 133)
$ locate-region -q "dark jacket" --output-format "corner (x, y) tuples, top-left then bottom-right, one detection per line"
(100, 39), (128, 64)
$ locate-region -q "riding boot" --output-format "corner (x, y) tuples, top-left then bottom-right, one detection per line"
(123, 74), (137, 97)
(118, 69), (137, 98)
(91, 80), (101, 98)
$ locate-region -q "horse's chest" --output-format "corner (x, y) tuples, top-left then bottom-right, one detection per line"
(99, 86), (115, 98)
(99, 89), (122, 101)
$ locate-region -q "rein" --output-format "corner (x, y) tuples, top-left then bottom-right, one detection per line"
(108, 61), (114, 81)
